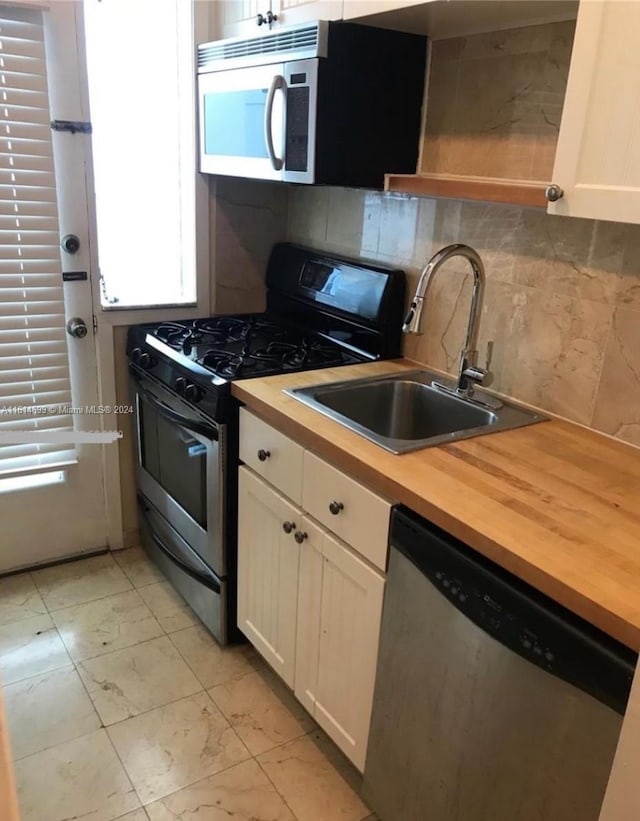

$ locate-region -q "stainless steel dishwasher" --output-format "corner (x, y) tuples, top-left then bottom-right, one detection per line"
(363, 506), (637, 821)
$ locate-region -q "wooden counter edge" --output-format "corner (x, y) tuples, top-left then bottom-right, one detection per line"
(0, 686), (19, 821)
(232, 378), (640, 652)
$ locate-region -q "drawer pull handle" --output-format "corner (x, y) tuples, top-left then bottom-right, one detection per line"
(329, 500), (344, 515)
(294, 530), (308, 544)
(282, 521), (296, 534)
(257, 449), (271, 462)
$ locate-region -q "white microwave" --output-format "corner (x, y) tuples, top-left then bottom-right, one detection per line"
(197, 21), (426, 188)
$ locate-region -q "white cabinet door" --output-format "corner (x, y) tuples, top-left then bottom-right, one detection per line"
(549, 1), (640, 223)
(274, 0), (342, 27)
(237, 466), (301, 686)
(213, 0), (264, 40)
(293, 515), (324, 715)
(297, 519), (386, 772)
(343, 0), (427, 20)
(214, 0), (341, 39)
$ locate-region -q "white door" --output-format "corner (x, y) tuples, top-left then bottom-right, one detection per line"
(237, 467), (301, 686)
(0, 2), (107, 570)
(311, 525), (385, 772)
(549, 0), (640, 223)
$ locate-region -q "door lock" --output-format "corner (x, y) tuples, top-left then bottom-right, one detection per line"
(66, 317), (88, 339)
(61, 233), (80, 254)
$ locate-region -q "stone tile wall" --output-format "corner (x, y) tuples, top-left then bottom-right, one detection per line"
(288, 185), (640, 448)
(211, 177), (289, 314)
(421, 21), (576, 180)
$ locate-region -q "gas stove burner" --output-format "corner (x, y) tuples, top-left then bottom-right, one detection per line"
(155, 322), (193, 348)
(251, 341), (297, 361)
(201, 349), (250, 378)
(196, 317), (248, 343)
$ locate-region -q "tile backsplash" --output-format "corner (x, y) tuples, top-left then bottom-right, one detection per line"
(287, 185), (640, 448)
(421, 21), (575, 181)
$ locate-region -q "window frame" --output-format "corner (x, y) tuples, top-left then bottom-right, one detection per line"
(80, 0), (211, 327)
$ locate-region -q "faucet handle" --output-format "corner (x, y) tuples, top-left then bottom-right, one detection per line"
(462, 363), (486, 385)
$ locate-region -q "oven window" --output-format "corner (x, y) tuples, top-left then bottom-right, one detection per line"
(139, 400), (207, 528)
(204, 90), (268, 158)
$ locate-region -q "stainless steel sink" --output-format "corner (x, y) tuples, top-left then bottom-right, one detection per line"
(285, 370), (547, 453)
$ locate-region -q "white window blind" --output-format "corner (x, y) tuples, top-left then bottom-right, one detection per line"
(0, 6), (76, 476)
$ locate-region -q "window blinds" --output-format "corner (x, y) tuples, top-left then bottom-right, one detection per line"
(0, 6), (76, 476)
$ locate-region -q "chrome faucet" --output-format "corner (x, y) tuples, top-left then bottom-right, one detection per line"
(403, 243), (487, 399)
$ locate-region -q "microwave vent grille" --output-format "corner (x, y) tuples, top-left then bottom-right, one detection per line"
(198, 23), (324, 71)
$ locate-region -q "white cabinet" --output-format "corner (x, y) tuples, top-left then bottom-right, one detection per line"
(237, 409), (391, 770)
(237, 466), (301, 687)
(213, 0), (342, 40)
(342, 0), (428, 20)
(295, 516), (385, 771)
(240, 407), (304, 504)
(549, 1), (640, 224)
(303, 450), (391, 572)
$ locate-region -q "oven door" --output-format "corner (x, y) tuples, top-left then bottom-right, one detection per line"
(130, 370), (226, 577)
(198, 63), (286, 180)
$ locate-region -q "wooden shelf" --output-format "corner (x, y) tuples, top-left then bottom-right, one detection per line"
(384, 173), (549, 209)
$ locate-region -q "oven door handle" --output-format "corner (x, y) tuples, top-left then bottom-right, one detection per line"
(134, 377), (218, 441)
(137, 495), (221, 594)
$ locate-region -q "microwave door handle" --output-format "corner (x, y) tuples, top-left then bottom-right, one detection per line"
(264, 74), (285, 171)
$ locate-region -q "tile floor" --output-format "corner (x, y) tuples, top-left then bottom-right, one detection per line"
(0, 548), (377, 821)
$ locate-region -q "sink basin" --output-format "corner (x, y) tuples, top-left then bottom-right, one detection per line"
(285, 370), (546, 453)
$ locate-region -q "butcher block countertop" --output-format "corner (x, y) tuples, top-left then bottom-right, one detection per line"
(232, 359), (640, 651)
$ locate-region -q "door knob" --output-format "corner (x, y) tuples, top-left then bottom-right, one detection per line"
(66, 317), (88, 338)
(61, 233), (80, 254)
(329, 500), (344, 515)
(282, 521), (296, 534)
(257, 449), (271, 462)
(294, 530), (308, 544)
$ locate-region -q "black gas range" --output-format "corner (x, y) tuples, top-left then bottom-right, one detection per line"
(128, 243), (405, 644)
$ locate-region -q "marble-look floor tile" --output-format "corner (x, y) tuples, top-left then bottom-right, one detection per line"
(52, 589), (164, 662)
(209, 668), (314, 755)
(78, 636), (201, 725)
(257, 732), (369, 821)
(4, 665), (101, 759)
(114, 547), (166, 589)
(14, 728), (140, 821)
(170, 624), (259, 688)
(116, 811), (150, 820)
(32, 554), (132, 611)
(0, 573), (47, 626)
(108, 691), (250, 805)
(145, 758), (295, 820)
(138, 582), (199, 633)
(0, 614), (71, 684)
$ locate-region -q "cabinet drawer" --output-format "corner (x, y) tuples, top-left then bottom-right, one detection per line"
(240, 408), (304, 504)
(303, 451), (391, 572)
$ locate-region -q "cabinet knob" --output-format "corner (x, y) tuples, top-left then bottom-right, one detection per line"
(282, 521), (295, 534)
(256, 10), (277, 25)
(294, 530), (308, 544)
(257, 449), (271, 462)
(545, 184), (564, 202)
(329, 500), (344, 515)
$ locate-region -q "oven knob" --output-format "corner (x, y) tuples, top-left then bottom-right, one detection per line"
(138, 352), (152, 369)
(184, 383), (202, 403)
(174, 377), (187, 396)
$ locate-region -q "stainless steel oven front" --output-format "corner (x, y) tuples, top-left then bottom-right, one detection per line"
(130, 369), (229, 639)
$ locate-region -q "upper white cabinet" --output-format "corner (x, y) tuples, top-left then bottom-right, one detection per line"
(549, 0), (640, 223)
(343, 0), (428, 20)
(213, 0), (342, 40)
